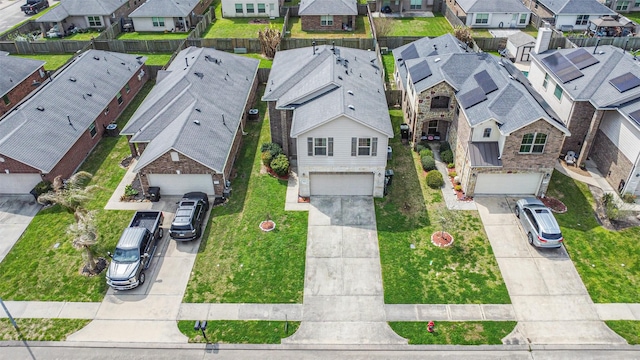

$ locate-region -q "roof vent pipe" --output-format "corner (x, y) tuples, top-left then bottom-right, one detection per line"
(185, 57), (189, 67)
(222, 114), (226, 126)
(312, 41), (316, 55)
(332, 41), (335, 54)
(67, 115), (71, 124)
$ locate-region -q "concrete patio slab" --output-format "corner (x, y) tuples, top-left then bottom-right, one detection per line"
(594, 304), (637, 320)
(67, 320), (188, 343)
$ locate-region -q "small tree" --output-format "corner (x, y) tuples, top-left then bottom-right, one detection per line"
(258, 27), (281, 59)
(454, 26), (473, 47)
(67, 210), (100, 274)
(426, 170), (444, 189)
(374, 17), (394, 37)
(37, 171), (97, 220)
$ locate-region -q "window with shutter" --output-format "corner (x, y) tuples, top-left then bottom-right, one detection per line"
(372, 138), (378, 156)
(328, 138), (333, 156)
(307, 137), (313, 156)
(351, 138), (357, 156)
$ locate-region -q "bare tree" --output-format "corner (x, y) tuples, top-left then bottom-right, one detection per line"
(258, 27), (281, 59)
(374, 17), (394, 38)
(453, 25), (473, 47)
(67, 210), (100, 274)
(37, 171), (97, 220)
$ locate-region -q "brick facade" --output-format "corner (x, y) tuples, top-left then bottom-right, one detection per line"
(590, 129), (634, 193)
(267, 101), (296, 157)
(562, 100), (596, 155)
(301, 15), (356, 31)
(406, 81), (457, 144)
(0, 155), (40, 174)
(1, 66), (45, 118)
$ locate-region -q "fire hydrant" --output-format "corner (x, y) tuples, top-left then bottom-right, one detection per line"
(427, 321), (435, 333)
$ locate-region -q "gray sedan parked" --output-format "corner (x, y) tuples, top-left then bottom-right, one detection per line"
(514, 198), (564, 248)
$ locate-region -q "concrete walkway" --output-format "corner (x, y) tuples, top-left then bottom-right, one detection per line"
(0, 195), (41, 263)
(104, 158), (152, 211)
(282, 196), (406, 345)
(475, 196), (626, 345)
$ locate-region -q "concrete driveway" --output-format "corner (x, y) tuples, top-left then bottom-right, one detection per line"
(475, 196), (626, 345)
(0, 195), (41, 263)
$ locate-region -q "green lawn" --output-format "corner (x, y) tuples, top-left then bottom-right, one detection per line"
(117, 31), (189, 40)
(606, 321), (640, 345)
(240, 53), (273, 68)
(377, 14), (451, 37)
(203, 4), (284, 38)
(546, 171), (640, 303)
(389, 321), (516, 345)
(0, 319), (89, 341)
(177, 321), (299, 343)
(382, 53), (395, 88)
(135, 52), (173, 66)
(377, 109), (509, 304)
(45, 29), (101, 41)
(0, 82), (155, 302)
(287, 16), (371, 39)
(624, 12), (640, 24)
(183, 85), (307, 303)
(12, 54), (73, 71)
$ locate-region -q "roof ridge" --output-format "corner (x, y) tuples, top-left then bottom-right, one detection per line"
(268, 48), (333, 101)
(579, 49), (624, 101)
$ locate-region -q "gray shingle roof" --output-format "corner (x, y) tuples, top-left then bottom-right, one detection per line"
(38, 0), (128, 22)
(0, 54), (44, 97)
(298, 0), (357, 16)
(508, 32), (536, 47)
(129, 0), (200, 18)
(392, 34), (468, 90)
(531, 45), (640, 108)
(263, 45), (392, 138)
(456, 0), (529, 13)
(620, 99), (640, 128)
(0, 50), (145, 173)
(406, 52), (569, 135)
(121, 47), (259, 173)
(536, 0), (615, 15)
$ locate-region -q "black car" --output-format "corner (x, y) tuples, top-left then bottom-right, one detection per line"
(169, 192), (210, 241)
(381, 5), (392, 13)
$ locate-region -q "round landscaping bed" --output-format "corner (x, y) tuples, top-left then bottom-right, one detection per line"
(431, 231), (454, 248)
(538, 196), (567, 213)
(259, 220), (276, 232)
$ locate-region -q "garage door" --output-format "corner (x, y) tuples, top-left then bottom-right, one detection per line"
(0, 174), (42, 194)
(475, 173), (542, 195)
(147, 174), (215, 195)
(310, 173), (374, 196)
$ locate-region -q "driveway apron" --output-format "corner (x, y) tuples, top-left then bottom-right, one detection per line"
(0, 195), (41, 264)
(475, 196), (626, 345)
(283, 196), (406, 345)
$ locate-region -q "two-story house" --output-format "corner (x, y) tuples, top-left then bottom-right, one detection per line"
(522, 0), (616, 31)
(263, 45), (393, 197)
(1, 52), (45, 118)
(529, 41), (640, 197)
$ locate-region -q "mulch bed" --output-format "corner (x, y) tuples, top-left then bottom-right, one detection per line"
(538, 196), (567, 213)
(81, 257), (107, 276)
(298, 196), (310, 203)
(119, 156), (133, 169)
(266, 167), (289, 180)
(431, 231), (454, 248)
(249, 19), (269, 24)
(259, 220), (276, 232)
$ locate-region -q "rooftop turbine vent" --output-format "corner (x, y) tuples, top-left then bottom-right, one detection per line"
(347, 90), (354, 95)
(348, 105), (355, 110)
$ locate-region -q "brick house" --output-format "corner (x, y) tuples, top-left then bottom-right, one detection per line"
(0, 52), (45, 118)
(396, 38), (570, 196)
(299, 0), (357, 31)
(120, 47), (259, 197)
(373, 0), (437, 14)
(529, 43), (640, 197)
(0, 50), (148, 194)
(130, 0), (214, 32)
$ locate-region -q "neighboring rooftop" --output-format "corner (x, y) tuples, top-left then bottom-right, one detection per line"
(0, 50), (145, 173)
(263, 45), (392, 138)
(0, 52), (44, 97)
(535, 0), (615, 15)
(456, 0), (529, 13)
(298, 0), (357, 16)
(508, 32), (536, 47)
(37, 0), (128, 22)
(129, 0), (200, 18)
(121, 47), (259, 173)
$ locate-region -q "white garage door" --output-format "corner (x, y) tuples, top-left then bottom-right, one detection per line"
(0, 174), (42, 194)
(310, 173), (374, 196)
(147, 174), (215, 195)
(475, 173), (542, 195)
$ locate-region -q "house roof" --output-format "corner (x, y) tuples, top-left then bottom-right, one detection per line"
(405, 52), (569, 135)
(535, 0), (615, 15)
(129, 0), (200, 18)
(392, 34), (468, 91)
(456, 0), (529, 13)
(37, 0), (128, 22)
(469, 142), (503, 167)
(263, 45), (392, 138)
(298, 0), (357, 16)
(531, 45), (640, 108)
(121, 47), (258, 173)
(590, 16), (634, 28)
(507, 31), (536, 47)
(0, 50), (145, 174)
(0, 53), (44, 97)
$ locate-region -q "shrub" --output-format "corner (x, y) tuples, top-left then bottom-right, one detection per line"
(419, 148), (433, 158)
(421, 155), (436, 171)
(447, 163), (455, 169)
(261, 150), (273, 167)
(260, 142), (283, 157)
(440, 141), (451, 152)
(440, 149), (454, 164)
(622, 193), (637, 204)
(426, 170), (444, 189)
(454, 184), (462, 191)
(32, 180), (52, 197)
(124, 184), (138, 197)
(415, 144), (426, 153)
(449, 170), (457, 178)
(270, 154), (290, 177)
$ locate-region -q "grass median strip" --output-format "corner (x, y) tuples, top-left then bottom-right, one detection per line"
(177, 320), (299, 343)
(0, 319), (90, 341)
(389, 321), (516, 345)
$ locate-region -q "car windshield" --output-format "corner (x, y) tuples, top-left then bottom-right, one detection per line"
(542, 232), (563, 240)
(113, 248), (139, 263)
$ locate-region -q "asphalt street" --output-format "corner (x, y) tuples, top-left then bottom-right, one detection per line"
(0, 0), (59, 34)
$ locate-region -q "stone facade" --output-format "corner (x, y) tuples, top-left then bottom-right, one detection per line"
(301, 15), (356, 31)
(0, 66), (45, 118)
(562, 100), (596, 155)
(590, 129), (634, 193)
(405, 81), (457, 144)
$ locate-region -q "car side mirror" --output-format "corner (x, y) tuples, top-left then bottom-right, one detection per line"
(142, 253), (149, 259)
(107, 251), (113, 258)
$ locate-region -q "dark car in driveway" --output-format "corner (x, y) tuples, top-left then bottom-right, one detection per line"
(515, 198), (564, 248)
(169, 192), (210, 241)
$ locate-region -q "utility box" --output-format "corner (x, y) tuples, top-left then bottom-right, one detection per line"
(148, 187), (161, 202)
(385, 169), (394, 187)
(387, 146), (392, 160)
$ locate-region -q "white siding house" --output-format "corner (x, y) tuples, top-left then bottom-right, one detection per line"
(456, 0), (531, 28)
(221, 0), (279, 17)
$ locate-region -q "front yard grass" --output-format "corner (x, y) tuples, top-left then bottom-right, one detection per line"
(0, 82), (155, 302)
(377, 14), (451, 37)
(117, 31), (189, 40)
(389, 321), (516, 345)
(203, 4), (284, 38)
(177, 320), (300, 343)
(546, 171), (640, 303)
(183, 85), (307, 303)
(0, 319), (89, 341)
(606, 321), (640, 345)
(377, 109), (509, 304)
(13, 54), (73, 71)
(286, 16), (371, 39)
(240, 53), (273, 68)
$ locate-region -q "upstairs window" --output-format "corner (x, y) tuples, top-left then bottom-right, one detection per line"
(519, 133), (547, 154)
(430, 96), (450, 109)
(543, 73), (550, 89)
(89, 122), (97, 138)
(117, 91), (123, 105)
(351, 137), (378, 156)
(554, 84), (563, 100)
(483, 128), (491, 138)
(307, 137), (333, 156)
(616, 1), (629, 10)
(519, 13), (527, 25)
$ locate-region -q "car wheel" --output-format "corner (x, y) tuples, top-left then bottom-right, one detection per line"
(139, 272), (146, 285)
(527, 232), (534, 246)
(34, 8), (39, 13)
(515, 206), (520, 218)
(158, 228), (164, 239)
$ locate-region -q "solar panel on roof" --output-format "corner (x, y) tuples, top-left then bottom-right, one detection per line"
(609, 72), (640, 93)
(541, 52), (583, 83)
(565, 48), (599, 69)
(400, 44), (419, 61)
(408, 60), (432, 84)
(474, 70), (498, 94)
(629, 109), (640, 125)
(458, 87), (487, 109)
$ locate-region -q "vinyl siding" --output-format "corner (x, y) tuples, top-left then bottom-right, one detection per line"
(598, 112), (640, 163)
